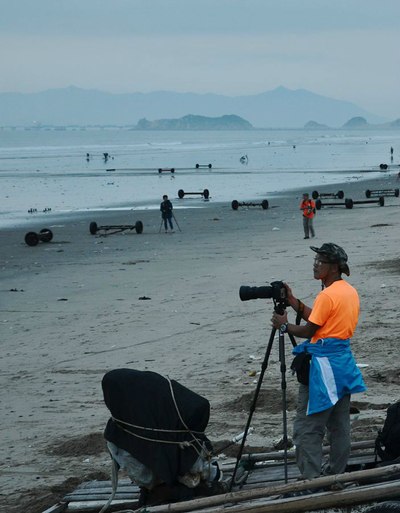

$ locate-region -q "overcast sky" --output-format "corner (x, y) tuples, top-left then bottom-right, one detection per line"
(0, 0), (398, 118)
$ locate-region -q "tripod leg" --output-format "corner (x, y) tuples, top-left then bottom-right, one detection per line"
(230, 301), (296, 490)
(172, 212), (182, 232)
(229, 327), (277, 490)
(279, 330), (290, 483)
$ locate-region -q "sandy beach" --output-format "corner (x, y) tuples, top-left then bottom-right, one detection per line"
(1, 172), (400, 512)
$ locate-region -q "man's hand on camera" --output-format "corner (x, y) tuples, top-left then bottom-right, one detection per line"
(271, 311), (288, 329)
(282, 283), (297, 309)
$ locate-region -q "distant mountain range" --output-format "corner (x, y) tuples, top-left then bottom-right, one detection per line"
(0, 86), (389, 128)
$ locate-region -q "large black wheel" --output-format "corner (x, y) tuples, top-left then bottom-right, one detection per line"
(178, 189), (185, 199)
(195, 164), (200, 169)
(365, 189), (371, 198)
(40, 228), (53, 242)
(89, 222), (98, 235)
(203, 189), (210, 199)
(25, 232), (39, 246)
(208, 163), (212, 168)
(363, 502), (400, 513)
(345, 198), (354, 209)
(135, 220), (143, 234)
(231, 200), (239, 210)
(261, 199), (269, 210)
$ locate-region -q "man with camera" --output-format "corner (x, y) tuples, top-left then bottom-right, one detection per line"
(160, 194), (174, 233)
(271, 243), (366, 481)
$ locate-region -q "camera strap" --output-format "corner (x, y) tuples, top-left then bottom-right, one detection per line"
(296, 299), (304, 325)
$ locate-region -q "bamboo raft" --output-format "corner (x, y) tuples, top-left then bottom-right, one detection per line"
(42, 441), (400, 513)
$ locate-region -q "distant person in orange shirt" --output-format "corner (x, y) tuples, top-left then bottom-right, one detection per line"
(271, 243), (366, 482)
(300, 193), (316, 239)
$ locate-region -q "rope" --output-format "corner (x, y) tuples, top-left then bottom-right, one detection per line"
(113, 421), (196, 448)
(165, 376), (212, 459)
(111, 416), (205, 435)
(98, 456), (119, 513)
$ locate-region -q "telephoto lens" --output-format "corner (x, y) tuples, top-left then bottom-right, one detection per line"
(239, 286), (273, 301)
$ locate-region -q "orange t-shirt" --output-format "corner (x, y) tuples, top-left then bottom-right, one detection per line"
(308, 280), (360, 343)
(300, 199), (315, 219)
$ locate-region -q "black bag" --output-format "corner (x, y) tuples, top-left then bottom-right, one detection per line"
(291, 353), (311, 386)
(375, 401), (400, 461)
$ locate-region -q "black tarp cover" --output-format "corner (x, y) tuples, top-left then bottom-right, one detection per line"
(102, 369), (211, 485)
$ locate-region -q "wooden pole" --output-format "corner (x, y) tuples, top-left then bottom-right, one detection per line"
(41, 504), (67, 513)
(135, 464), (400, 513)
(205, 479), (400, 513)
(239, 440), (375, 463)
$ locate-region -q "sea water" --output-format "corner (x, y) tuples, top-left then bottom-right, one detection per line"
(0, 127), (399, 228)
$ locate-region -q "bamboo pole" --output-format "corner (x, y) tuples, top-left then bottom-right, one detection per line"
(67, 499), (137, 511)
(41, 504), (67, 513)
(132, 464), (400, 513)
(239, 440), (375, 463)
(204, 479), (400, 513)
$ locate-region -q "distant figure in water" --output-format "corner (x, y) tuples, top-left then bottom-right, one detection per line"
(239, 154), (248, 165)
(391, 147), (394, 162)
(86, 153), (90, 161)
(103, 152), (109, 162)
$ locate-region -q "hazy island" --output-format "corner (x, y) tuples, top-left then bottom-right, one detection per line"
(304, 116), (400, 130)
(304, 120), (330, 130)
(135, 114), (253, 130)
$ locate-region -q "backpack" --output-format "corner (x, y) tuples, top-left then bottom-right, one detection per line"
(375, 401), (400, 461)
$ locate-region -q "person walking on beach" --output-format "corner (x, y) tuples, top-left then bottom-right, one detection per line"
(160, 194), (174, 233)
(271, 243), (366, 482)
(300, 193), (316, 239)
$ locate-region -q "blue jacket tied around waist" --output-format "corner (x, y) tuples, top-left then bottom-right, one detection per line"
(293, 338), (366, 415)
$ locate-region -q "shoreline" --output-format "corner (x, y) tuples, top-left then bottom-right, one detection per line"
(1, 171), (400, 512)
(1, 170), (398, 232)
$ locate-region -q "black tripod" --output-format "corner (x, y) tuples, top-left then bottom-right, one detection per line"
(229, 298), (297, 490)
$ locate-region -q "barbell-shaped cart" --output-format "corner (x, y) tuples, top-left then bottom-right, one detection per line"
(89, 220), (144, 236)
(231, 200), (269, 210)
(178, 189), (210, 200)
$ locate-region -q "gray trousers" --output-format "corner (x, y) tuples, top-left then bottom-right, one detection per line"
(293, 384), (351, 479)
(303, 216), (315, 238)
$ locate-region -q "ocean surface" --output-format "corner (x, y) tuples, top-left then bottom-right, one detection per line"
(0, 127), (399, 228)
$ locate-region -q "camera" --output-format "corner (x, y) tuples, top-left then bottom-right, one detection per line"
(239, 280), (287, 303)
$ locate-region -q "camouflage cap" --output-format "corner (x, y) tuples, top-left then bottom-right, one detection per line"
(310, 243), (350, 276)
